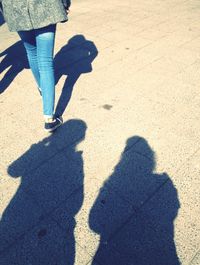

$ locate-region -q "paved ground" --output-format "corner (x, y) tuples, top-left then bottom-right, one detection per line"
(0, 0), (200, 264)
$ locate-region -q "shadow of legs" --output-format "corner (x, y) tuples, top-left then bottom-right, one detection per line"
(55, 71), (81, 117)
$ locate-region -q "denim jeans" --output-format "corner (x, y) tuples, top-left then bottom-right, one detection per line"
(18, 24), (56, 118)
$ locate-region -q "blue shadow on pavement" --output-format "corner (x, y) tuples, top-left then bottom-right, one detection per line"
(0, 131), (181, 264)
(89, 136), (181, 265)
(54, 34), (98, 117)
(0, 41), (29, 94)
(0, 119), (87, 265)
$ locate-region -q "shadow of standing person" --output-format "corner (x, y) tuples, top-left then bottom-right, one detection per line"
(0, 119), (87, 265)
(89, 136), (180, 265)
(54, 34), (98, 117)
(0, 41), (29, 94)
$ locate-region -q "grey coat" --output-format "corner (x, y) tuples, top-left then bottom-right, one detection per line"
(0, 0), (71, 32)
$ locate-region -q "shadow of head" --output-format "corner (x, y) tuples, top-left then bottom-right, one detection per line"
(7, 119), (87, 178)
(67, 34), (89, 47)
(122, 135), (155, 173)
(59, 34), (93, 51)
(54, 34), (98, 77)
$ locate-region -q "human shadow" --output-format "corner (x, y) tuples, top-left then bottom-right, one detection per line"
(0, 119), (87, 265)
(0, 34), (97, 102)
(54, 34), (98, 117)
(89, 136), (180, 265)
(0, 41), (29, 94)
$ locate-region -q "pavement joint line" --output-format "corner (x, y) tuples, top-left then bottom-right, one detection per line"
(131, 56), (191, 81)
(87, 47), (163, 75)
(123, 138), (143, 154)
(178, 34), (200, 51)
(50, 185), (84, 229)
(22, 181), (82, 217)
(127, 149), (153, 163)
(188, 247), (200, 265)
(135, 178), (170, 212)
(86, 258), (94, 265)
(86, 257), (101, 265)
(190, 57), (200, 67)
(75, 240), (95, 262)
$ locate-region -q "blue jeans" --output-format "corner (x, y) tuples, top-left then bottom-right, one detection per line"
(18, 24), (56, 118)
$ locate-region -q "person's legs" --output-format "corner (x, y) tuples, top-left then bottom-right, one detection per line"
(18, 30), (40, 88)
(35, 24), (56, 119)
(19, 25), (62, 132)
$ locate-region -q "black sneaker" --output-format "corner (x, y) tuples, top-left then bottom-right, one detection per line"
(44, 116), (63, 133)
(37, 87), (42, 96)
